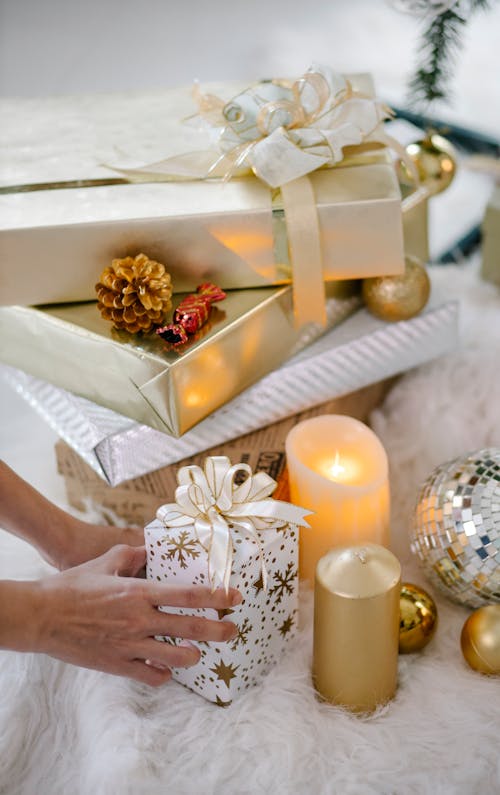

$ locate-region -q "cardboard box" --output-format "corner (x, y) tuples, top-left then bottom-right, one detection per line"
(56, 379), (396, 526)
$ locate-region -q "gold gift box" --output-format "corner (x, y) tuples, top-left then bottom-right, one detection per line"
(0, 163), (404, 306)
(401, 184), (429, 264)
(0, 283), (357, 436)
(0, 74), (406, 307)
(481, 185), (500, 286)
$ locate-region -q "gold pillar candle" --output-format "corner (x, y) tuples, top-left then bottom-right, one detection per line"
(313, 543), (401, 712)
(285, 415), (390, 584)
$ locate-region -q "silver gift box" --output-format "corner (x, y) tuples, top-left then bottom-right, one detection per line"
(2, 276), (458, 486)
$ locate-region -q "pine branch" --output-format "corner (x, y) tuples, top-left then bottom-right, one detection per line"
(408, 8), (465, 108)
(407, 0), (494, 111)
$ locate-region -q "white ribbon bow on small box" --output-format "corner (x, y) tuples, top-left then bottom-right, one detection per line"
(156, 455), (311, 593)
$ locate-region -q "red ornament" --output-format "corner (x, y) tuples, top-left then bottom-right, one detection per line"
(156, 283), (226, 346)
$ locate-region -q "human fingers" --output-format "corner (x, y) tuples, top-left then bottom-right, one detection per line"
(125, 660), (173, 687)
(119, 527), (145, 548)
(112, 545), (147, 577)
(89, 544), (147, 577)
(133, 639), (200, 669)
(146, 584), (242, 610)
(150, 611), (238, 643)
(123, 532), (147, 577)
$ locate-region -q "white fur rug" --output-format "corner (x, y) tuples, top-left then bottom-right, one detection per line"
(1, 257), (500, 795)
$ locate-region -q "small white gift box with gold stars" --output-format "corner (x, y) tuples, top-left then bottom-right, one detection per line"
(144, 456), (310, 704)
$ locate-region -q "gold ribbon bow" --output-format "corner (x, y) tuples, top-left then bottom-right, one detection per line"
(156, 456), (311, 593)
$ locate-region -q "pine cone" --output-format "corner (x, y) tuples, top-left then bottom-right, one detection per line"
(95, 253), (173, 334)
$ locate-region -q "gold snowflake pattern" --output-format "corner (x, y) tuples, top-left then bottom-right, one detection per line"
(269, 562), (297, 604)
(278, 614), (295, 638)
(231, 617), (253, 650)
(164, 530), (200, 569)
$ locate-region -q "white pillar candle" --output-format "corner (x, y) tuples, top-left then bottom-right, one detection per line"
(285, 414), (390, 584)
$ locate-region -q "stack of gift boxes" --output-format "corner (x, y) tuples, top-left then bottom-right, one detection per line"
(0, 67), (459, 703)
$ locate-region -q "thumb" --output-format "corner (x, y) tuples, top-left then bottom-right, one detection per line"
(99, 544), (147, 577)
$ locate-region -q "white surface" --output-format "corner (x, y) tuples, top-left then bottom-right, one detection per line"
(1, 0), (499, 138)
(1, 6), (500, 793)
(1, 257), (500, 795)
(0, 369), (66, 505)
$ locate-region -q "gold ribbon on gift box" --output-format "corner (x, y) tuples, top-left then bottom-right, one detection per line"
(156, 455), (311, 593)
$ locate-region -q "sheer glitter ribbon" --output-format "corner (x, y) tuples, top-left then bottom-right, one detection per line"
(112, 64), (416, 328)
(115, 65), (412, 186)
(156, 456), (311, 593)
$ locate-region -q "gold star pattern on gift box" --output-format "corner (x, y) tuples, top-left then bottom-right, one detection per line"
(210, 660), (239, 688)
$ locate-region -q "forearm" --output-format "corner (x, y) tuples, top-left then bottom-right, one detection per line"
(0, 579), (42, 652)
(0, 461), (70, 560)
(0, 460), (144, 571)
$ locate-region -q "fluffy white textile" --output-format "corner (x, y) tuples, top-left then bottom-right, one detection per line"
(1, 257), (500, 795)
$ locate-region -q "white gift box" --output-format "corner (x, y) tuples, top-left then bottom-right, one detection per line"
(145, 518), (299, 705)
(144, 457), (306, 704)
(1, 279), (458, 486)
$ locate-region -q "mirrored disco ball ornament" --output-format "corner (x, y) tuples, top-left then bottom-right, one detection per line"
(411, 449), (500, 609)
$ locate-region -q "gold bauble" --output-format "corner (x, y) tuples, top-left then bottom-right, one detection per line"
(397, 133), (457, 196)
(362, 255), (430, 322)
(461, 605), (500, 675)
(399, 582), (438, 654)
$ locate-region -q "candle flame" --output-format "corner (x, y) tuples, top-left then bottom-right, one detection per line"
(317, 451), (361, 484)
(329, 451), (345, 479)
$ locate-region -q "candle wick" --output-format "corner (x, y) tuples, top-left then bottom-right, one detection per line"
(354, 549), (368, 564)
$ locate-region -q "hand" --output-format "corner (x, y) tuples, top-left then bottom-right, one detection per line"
(0, 461), (144, 570)
(29, 545), (241, 686)
(48, 516), (145, 571)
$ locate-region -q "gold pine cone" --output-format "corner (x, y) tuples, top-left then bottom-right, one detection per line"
(95, 253), (173, 334)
